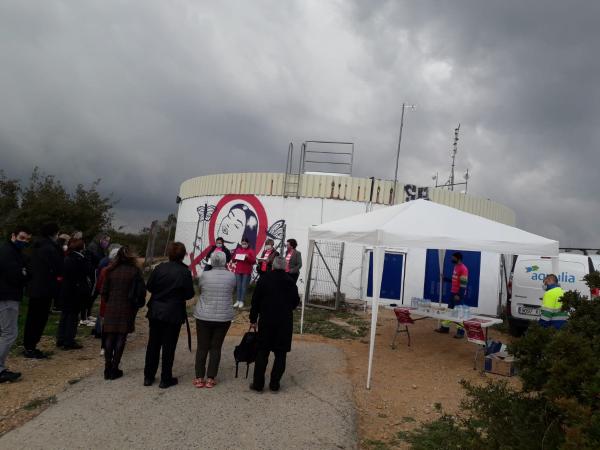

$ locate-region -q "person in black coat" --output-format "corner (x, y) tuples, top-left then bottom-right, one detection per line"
(143, 242), (195, 389)
(202, 237), (231, 271)
(23, 223), (63, 359)
(249, 256), (300, 392)
(56, 238), (92, 350)
(81, 233), (110, 324)
(0, 225), (32, 383)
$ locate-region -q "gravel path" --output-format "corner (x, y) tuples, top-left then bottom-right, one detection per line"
(0, 337), (356, 450)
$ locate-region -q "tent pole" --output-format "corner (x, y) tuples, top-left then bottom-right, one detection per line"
(437, 249), (446, 329)
(438, 249), (446, 304)
(551, 256), (559, 277)
(367, 246), (384, 389)
(301, 239), (316, 334)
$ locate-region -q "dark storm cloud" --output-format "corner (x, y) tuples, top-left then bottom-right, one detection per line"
(0, 1), (598, 246)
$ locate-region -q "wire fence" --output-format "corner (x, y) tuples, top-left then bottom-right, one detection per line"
(305, 240), (345, 309)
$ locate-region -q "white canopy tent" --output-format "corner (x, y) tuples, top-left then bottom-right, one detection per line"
(303, 199), (559, 389)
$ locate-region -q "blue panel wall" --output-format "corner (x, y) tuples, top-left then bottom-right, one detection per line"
(367, 252), (405, 300)
(423, 249), (481, 307)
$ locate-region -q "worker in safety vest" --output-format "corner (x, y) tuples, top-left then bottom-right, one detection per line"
(539, 274), (567, 329)
(435, 252), (468, 338)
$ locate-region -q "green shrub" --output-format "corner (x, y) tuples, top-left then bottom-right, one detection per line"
(401, 272), (600, 449)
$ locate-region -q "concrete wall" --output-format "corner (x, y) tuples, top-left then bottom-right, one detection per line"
(179, 173), (517, 226)
(175, 193), (503, 315)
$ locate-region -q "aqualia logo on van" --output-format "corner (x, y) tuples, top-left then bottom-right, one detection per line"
(525, 266), (576, 283)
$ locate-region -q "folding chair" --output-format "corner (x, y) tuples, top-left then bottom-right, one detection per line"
(463, 320), (487, 371)
(391, 308), (415, 348)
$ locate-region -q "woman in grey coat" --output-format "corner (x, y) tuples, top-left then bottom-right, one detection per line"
(284, 239), (302, 283)
(192, 251), (236, 388)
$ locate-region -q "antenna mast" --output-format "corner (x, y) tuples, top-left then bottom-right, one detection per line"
(449, 123), (460, 191)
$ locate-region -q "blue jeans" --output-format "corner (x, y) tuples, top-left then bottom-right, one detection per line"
(235, 274), (250, 303)
(0, 300), (20, 373)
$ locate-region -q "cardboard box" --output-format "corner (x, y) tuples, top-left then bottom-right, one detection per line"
(484, 351), (516, 377)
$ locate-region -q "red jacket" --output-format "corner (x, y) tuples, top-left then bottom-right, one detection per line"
(97, 267), (109, 317)
(232, 248), (256, 275)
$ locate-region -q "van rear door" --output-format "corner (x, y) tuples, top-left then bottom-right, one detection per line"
(511, 256), (589, 321)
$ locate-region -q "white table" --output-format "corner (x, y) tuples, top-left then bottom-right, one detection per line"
(386, 306), (503, 369)
(395, 306), (503, 328)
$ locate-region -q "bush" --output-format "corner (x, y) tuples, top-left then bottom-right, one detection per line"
(401, 272), (600, 449)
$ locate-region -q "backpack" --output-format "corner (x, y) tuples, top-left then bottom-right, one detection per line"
(128, 270), (147, 308)
(233, 330), (258, 378)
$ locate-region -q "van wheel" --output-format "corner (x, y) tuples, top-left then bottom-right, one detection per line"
(508, 318), (529, 337)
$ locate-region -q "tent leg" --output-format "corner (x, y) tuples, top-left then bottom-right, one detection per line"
(301, 240), (316, 335)
(366, 246), (384, 390)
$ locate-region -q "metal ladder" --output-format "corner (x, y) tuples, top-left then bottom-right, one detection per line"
(283, 142), (301, 198)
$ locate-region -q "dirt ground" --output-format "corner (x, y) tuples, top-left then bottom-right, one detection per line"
(0, 306), (255, 438)
(0, 313), (149, 436)
(331, 308), (519, 448)
(1, 306), (517, 449)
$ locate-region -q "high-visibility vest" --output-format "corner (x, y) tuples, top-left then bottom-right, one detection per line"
(540, 286), (567, 328)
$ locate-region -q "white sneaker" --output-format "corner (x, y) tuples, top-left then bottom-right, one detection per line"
(79, 320), (86, 327)
(87, 316), (96, 321)
(85, 320), (96, 327)
(238, 301), (245, 309)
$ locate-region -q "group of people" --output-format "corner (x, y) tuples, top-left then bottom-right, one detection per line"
(0, 223), (130, 383)
(144, 237), (302, 390)
(0, 224), (303, 393)
(201, 236), (302, 308)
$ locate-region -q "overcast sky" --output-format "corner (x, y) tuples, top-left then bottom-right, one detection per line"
(1, 1), (598, 247)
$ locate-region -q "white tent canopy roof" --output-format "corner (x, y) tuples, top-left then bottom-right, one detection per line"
(308, 199), (559, 256)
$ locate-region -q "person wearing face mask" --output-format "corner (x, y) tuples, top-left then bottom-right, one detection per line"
(57, 238), (92, 350)
(0, 225), (32, 383)
(203, 237), (232, 272)
(539, 274), (567, 329)
(80, 233), (110, 327)
(231, 237), (256, 308)
(52, 233), (71, 313)
(22, 223), (63, 359)
(57, 234), (71, 255)
(256, 239), (279, 277)
(284, 239), (302, 283)
(435, 252), (469, 338)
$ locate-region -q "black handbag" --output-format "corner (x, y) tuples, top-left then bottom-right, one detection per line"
(128, 271), (147, 308)
(233, 329), (258, 378)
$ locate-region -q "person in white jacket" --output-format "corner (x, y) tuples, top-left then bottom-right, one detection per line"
(192, 251), (236, 389)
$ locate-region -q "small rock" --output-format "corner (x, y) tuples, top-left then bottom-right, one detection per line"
(412, 384), (417, 389)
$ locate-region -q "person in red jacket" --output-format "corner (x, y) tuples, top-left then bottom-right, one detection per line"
(231, 237), (256, 309)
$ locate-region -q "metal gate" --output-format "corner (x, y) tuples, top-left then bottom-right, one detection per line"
(304, 240), (345, 310)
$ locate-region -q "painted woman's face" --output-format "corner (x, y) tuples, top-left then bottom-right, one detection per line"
(217, 208), (246, 249)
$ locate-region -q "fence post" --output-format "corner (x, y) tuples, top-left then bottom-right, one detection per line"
(335, 242), (345, 309)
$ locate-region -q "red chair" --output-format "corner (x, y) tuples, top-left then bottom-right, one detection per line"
(391, 308), (415, 348)
(463, 319), (487, 371)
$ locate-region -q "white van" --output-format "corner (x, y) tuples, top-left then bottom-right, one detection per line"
(507, 253), (596, 336)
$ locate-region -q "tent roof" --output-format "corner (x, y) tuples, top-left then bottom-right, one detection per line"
(308, 199), (559, 256)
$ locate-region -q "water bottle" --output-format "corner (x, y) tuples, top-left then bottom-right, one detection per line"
(464, 305), (471, 319)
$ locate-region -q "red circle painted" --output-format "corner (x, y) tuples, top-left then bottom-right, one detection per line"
(207, 194), (268, 252)
(190, 194), (268, 275)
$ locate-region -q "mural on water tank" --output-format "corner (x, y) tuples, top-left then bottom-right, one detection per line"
(189, 194), (286, 276)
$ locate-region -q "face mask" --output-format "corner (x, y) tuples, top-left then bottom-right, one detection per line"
(63, 245), (68, 252)
(14, 240), (29, 250)
(216, 243), (223, 248)
(264, 245), (272, 250)
(241, 243), (248, 249)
